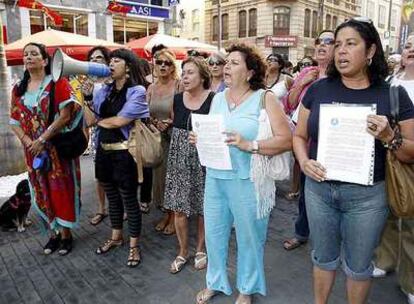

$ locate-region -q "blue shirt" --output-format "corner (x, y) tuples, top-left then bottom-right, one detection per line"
(93, 84), (149, 140)
(207, 89), (263, 179)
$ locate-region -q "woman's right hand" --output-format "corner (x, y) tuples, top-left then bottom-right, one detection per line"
(81, 78), (94, 97)
(301, 159), (326, 182)
(21, 135), (32, 148)
(300, 70), (319, 87)
(188, 131), (197, 145)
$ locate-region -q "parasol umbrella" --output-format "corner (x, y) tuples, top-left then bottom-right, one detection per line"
(126, 33), (218, 60)
(5, 29), (122, 66)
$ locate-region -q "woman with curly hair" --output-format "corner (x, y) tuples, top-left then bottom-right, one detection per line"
(192, 43), (292, 304)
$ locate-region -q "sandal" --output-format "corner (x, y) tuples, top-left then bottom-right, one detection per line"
(139, 202), (151, 214)
(163, 223), (176, 236)
(196, 288), (217, 304)
(127, 246), (141, 268)
(155, 215), (169, 232)
(58, 237), (73, 256)
(44, 233), (61, 255)
(285, 191), (300, 201)
(283, 238), (306, 251)
(235, 294), (252, 304)
(95, 238), (123, 255)
(170, 255), (188, 274)
(90, 213), (107, 226)
(194, 252), (207, 270)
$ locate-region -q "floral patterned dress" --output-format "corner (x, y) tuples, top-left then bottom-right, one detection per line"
(10, 76), (82, 230)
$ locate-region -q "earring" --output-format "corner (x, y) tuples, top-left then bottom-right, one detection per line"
(367, 58), (372, 66)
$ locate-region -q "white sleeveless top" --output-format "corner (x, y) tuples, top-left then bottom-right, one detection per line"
(270, 79), (288, 103)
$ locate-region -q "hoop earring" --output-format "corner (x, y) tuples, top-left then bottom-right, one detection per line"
(367, 58), (372, 66)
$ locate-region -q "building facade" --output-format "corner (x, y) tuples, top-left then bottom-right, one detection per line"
(0, 0), (175, 47)
(173, 0), (206, 41)
(205, 0), (361, 63)
(361, 0), (403, 54)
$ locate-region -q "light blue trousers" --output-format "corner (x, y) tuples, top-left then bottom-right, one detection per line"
(204, 175), (269, 296)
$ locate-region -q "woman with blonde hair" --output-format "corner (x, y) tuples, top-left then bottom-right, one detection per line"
(147, 48), (180, 234)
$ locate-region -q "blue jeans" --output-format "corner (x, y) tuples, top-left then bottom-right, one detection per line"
(305, 177), (388, 281)
(204, 175), (269, 296)
(295, 173), (309, 242)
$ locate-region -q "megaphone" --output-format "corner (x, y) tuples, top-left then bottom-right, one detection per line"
(51, 48), (111, 82)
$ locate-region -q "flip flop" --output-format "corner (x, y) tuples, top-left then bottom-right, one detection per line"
(139, 202), (151, 214)
(196, 289), (217, 304)
(283, 238), (306, 251)
(90, 213), (107, 226)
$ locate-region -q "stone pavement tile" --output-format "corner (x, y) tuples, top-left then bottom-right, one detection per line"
(0, 157), (408, 304)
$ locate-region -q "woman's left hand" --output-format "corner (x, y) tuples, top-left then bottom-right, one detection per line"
(28, 139), (45, 156)
(366, 115), (395, 143)
(225, 131), (251, 152)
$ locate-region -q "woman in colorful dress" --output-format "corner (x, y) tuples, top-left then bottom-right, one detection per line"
(10, 42), (82, 256)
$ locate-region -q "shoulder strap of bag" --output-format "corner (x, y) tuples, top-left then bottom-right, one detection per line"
(389, 85), (400, 127)
(134, 120), (144, 183)
(260, 89), (273, 110)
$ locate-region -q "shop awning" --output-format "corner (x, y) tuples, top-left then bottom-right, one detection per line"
(5, 29), (122, 66)
(126, 33), (219, 60)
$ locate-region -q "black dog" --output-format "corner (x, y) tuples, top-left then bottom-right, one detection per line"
(0, 179), (31, 232)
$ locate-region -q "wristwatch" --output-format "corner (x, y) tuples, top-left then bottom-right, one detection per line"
(251, 140), (259, 154)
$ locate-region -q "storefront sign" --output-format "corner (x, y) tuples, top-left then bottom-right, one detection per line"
(265, 36), (298, 48)
(116, 1), (170, 19)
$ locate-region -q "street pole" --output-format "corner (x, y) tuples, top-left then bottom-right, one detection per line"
(318, 0), (324, 33)
(218, 0), (221, 51)
(386, 0), (393, 57)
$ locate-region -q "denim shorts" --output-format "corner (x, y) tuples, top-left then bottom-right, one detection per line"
(305, 177), (389, 281)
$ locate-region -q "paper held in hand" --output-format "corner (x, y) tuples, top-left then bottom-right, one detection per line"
(191, 113), (232, 170)
(317, 103), (376, 186)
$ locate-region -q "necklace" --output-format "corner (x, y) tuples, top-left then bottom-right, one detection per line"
(266, 73), (281, 89)
(228, 87), (251, 111)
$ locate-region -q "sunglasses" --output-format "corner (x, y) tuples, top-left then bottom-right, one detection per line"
(315, 37), (335, 46)
(300, 62), (313, 68)
(90, 55), (104, 61)
(155, 59), (173, 67)
(207, 59), (225, 66)
(267, 57), (280, 63)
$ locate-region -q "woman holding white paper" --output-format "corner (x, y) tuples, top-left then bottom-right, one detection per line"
(294, 19), (414, 304)
(194, 43), (292, 304)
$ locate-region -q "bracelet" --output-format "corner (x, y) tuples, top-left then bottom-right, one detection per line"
(382, 132), (403, 151)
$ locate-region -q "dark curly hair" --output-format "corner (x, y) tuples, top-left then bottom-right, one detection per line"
(226, 43), (266, 90)
(16, 43), (51, 97)
(87, 46), (110, 64)
(181, 56), (212, 89)
(326, 19), (388, 85)
(110, 48), (149, 88)
(266, 53), (285, 72)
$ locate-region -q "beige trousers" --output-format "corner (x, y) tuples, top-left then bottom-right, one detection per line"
(375, 213), (414, 294)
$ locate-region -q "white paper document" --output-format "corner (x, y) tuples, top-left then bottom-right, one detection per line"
(191, 113), (232, 170)
(317, 104), (376, 185)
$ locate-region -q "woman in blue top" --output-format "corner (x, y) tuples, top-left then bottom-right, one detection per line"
(294, 19), (414, 304)
(194, 44), (292, 304)
(85, 49), (149, 268)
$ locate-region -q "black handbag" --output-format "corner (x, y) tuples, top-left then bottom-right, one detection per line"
(48, 81), (88, 159)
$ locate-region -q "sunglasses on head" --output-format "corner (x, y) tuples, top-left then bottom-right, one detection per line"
(207, 59), (225, 66)
(348, 16), (373, 24)
(267, 57), (280, 63)
(315, 37), (335, 46)
(155, 59), (173, 67)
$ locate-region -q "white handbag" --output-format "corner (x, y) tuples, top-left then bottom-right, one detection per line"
(251, 90), (291, 219)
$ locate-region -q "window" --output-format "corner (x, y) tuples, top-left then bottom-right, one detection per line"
(212, 15), (218, 41)
(391, 9), (397, 31)
(273, 6), (290, 36)
(311, 10), (318, 38)
(238, 10), (247, 38)
(325, 14), (331, 30)
(304, 9), (311, 37)
(378, 5), (386, 29)
(334, 0), (340, 5)
(248, 8), (257, 37)
(113, 17), (158, 44)
(332, 16), (338, 29)
(29, 10), (88, 35)
(367, 1), (375, 20)
(222, 13), (229, 40)
(192, 9), (200, 33)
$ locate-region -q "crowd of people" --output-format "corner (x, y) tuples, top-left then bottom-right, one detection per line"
(8, 16), (414, 304)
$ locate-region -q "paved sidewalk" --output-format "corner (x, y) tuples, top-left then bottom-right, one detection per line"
(0, 157), (406, 304)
